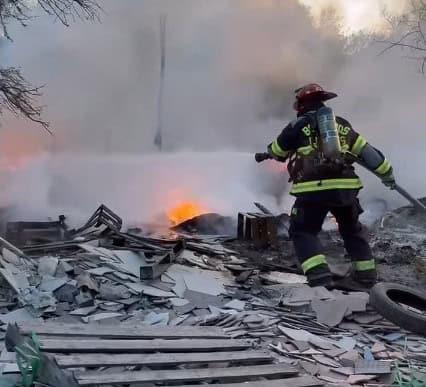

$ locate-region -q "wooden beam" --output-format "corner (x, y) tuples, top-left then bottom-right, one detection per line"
(17, 322), (227, 339)
(40, 338), (253, 353)
(173, 376), (323, 387)
(75, 364), (298, 385)
(55, 350), (272, 368)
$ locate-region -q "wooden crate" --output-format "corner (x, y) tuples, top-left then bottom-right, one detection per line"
(238, 213), (278, 247)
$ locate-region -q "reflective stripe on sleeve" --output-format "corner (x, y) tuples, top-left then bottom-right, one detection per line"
(351, 135), (367, 156)
(374, 159), (391, 175)
(301, 254), (327, 274)
(271, 140), (289, 158)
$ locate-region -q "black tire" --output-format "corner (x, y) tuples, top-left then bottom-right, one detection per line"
(370, 282), (426, 335)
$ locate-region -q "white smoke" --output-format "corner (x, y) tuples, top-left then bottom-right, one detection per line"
(4, 152), (288, 227)
(0, 0), (424, 225)
(298, 0), (409, 36)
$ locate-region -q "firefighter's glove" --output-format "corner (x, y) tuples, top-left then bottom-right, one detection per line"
(381, 169), (396, 189)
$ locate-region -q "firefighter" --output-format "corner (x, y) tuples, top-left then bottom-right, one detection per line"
(256, 83), (395, 289)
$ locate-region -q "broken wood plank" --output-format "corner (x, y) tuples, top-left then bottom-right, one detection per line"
(16, 322), (227, 339)
(0, 236), (28, 258)
(75, 364), (298, 385)
(40, 338), (253, 353)
(174, 376), (323, 387)
(55, 350), (273, 368)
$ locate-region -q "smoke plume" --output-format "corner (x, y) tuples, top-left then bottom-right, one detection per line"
(0, 0), (424, 226)
(298, 0), (409, 36)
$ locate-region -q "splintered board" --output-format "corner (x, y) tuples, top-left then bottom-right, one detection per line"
(16, 322), (227, 339)
(174, 376), (323, 387)
(55, 350), (272, 368)
(75, 364), (298, 385)
(39, 338), (253, 353)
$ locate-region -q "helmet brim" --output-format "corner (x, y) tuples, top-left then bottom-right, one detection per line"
(293, 90), (338, 111)
(320, 91), (338, 101)
(296, 90), (338, 104)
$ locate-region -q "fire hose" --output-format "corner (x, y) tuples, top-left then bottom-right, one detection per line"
(255, 152), (426, 214)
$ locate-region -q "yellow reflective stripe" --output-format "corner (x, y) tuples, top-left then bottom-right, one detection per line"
(374, 159), (391, 175)
(297, 145), (314, 155)
(351, 135), (367, 156)
(271, 140), (289, 157)
(301, 254), (327, 274)
(354, 260), (375, 271)
(291, 178), (363, 194)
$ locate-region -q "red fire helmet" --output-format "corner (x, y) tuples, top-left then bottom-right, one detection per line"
(293, 83), (337, 111)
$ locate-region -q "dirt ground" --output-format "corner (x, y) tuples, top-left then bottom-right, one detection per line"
(227, 201), (426, 292)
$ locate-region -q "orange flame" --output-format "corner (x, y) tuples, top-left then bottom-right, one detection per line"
(167, 202), (206, 225)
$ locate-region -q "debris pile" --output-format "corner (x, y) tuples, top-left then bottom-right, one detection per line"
(370, 199), (426, 288)
(0, 203), (423, 386)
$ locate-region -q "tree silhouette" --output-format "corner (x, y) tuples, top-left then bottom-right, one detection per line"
(0, 0), (100, 132)
(379, 1), (426, 73)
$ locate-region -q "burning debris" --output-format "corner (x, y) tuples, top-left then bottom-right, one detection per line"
(0, 201), (422, 385)
(168, 202), (207, 226)
(172, 213), (235, 235)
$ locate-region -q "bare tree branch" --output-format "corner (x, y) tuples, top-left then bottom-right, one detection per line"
(379, 0), (426, 73)
(0, 68), (52, 134)
(0, 0), (101, 131)
(0, 0), (101, 39)
(0, 0), (32, 40)
(377, 29), (423, 56)
(37, 0), (101, 27)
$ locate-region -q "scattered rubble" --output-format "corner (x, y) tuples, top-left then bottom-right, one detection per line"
(0, 202), (423, 385)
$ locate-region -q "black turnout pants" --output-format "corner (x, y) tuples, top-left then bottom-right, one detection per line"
(289, 197), (373, 273)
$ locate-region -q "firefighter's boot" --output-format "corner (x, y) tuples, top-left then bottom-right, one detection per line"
(351, 259), (377, 288)
(351, 269), (378, 287)
(306, 264), (334, 288)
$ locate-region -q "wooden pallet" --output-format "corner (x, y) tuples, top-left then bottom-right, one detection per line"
(6, 322), (323, 387)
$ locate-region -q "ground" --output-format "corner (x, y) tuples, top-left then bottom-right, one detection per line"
(227, 200), (426, 292)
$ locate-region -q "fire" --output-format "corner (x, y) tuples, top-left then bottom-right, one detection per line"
(167, 202), (207, 225)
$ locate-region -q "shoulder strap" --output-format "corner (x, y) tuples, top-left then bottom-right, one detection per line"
(303, 110), (318, 129)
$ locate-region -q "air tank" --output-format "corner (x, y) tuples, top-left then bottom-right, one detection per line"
(316, 106), (341, 160)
